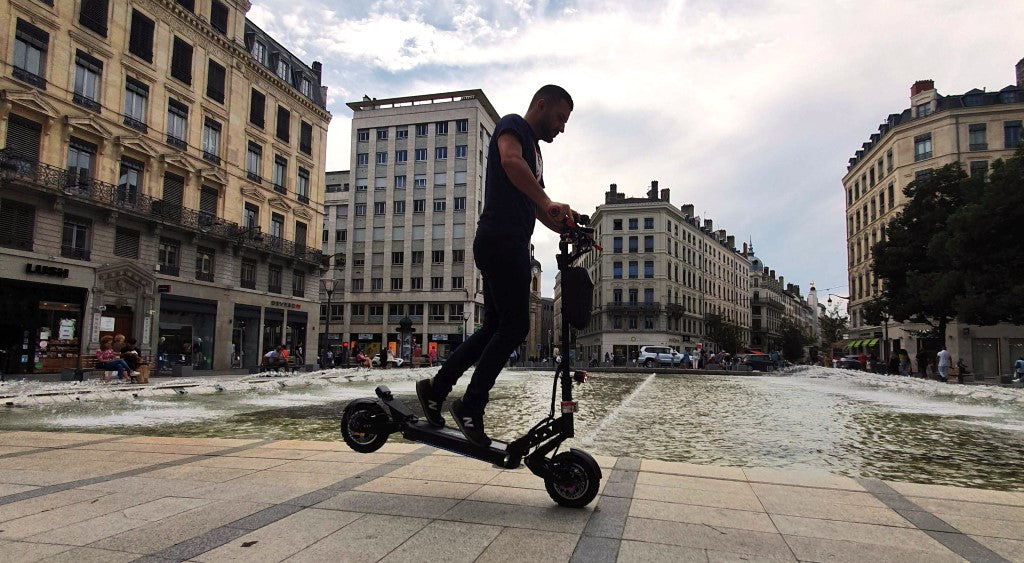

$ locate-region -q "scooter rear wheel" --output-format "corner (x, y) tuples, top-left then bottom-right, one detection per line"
(545, 451), (600, 508)
(341, 402), (389, 453)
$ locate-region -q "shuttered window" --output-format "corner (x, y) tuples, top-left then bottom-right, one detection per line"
(199, 186), (218, 216)
(162, 173), (185, 206)
(249, 89), (265, 128)
(210, 1), (229, 34)
(5, 114), (41, 163)
(79, 0), (109, 37)
(0, 199), (35, 251)
(114, 227), (140, 258)
(276, 106), (290, 142)
(300, 121), (312, 155)
(170, 37), (193, 85)
(128, 10), (154, 62)
(206, 59), (225, 103)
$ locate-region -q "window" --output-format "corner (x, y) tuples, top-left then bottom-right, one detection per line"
(393, 200), (406, 214)
(270, 214), (284, 243)
(395, 150), (408, 163)
(644, 288), (655, 303)
(456, 119), (469, 133)
(455, 145), (468, 159)
(628, 261), (638, 278)
(968, 124), (986, 151)
(250, 41), (265, 64)
(431, 277), (444, 290)
(246, 142), (262, 181)
(292, 270), (305, 297)
(351, 278), (364, 292)
(970, 160), (988, 179)
(61, 216), (91, 260)
(435, 147), (448, 160)
(73, 51), (102, 111)
(249, 89), (265, 128)
(1005, 121), (1022, 148)
(434, 199), (446, 212)
(300, 77), (312, 98)
(613, 237), (622, 253)
(396, 127), (408, 139)
(371, 278), (383, 292)
(452, 276), (464, 289)
(613, 219), (622, 230)
(411, 277), (423, 290)
(157, 238), (181, 276)
(888, 183), (894, 209)
(66, 138), (96, 189)
(276, 106), (290, 143)
(916, 102), (931, 117)
(415, 148), (427, 162)
(196, 247), (214, 281)
(436, 121), (448, 135)
(113, 226), (139, 258)
(357, 129), (369, 142)
(374, 202), (385, 215)
(644, 261), (654, 278)
(392, 251), (404, 265)
(13, 19), (48, 88)
(127, 10), (154, 62)
(413, 199), (426, 213)
(336, 229), (347, 242)
(355, 203), (366, 216)
(201, 118), (221, 164)
(356, 153), (369, 166)
(628, 218), (638, 230)
(644, 235), (654, 252)
(175, 0), (195, 11)
(454, 197), (466, 211)
(210, 1), (229, 34)
(415, 123), (428, 137)
(268, 265), (282, 293)
(206, 59), (225, 103)
(276, 57), (289, 81)
(613, 261), (622, 279)
(243, 202), (259, 229)
(412, 250), (424, 264)
(432, 250), (445, 264)
(453, 249), (465, 263)
(914, 134), (932, 161)
(297, 168), (310, 204)
(166, 99), (188, 149)
(395, 175), (407, 189)
(117, 157), (143, 207)
(644, 217), (654, 229)
(171, 37), (193, 85)
(391, 278), (403, 291)
(123, 78), (149, 132)
(414, 175), (426, 188)
(886, 148), (893, 172)
(625, 236), (636, 253)
(79, 0), (109, 36)
(300, 121), (312, 155)
(376, 152), (387, 165)
(272, 156), (286, 193)
(376, 128), (388, 141)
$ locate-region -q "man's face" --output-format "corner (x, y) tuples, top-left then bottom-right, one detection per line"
(538, 98), (572, 143)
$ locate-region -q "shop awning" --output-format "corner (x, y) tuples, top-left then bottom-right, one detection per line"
(866, 338), (879, 346)
(848, 340), (861, 348)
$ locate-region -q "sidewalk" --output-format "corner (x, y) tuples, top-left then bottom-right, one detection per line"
(0, 431), (1020, 562)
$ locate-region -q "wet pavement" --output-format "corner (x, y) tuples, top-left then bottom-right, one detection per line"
(0, 431), (1021, 562)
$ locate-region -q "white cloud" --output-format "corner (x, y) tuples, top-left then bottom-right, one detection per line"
(248, 0), (1024, 297)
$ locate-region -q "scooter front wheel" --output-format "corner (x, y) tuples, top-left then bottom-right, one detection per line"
(545, 451), (600, 508)
(341, 401), (389, 453)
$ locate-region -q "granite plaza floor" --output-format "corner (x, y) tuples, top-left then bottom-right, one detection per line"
(0, 431), (1021, 562)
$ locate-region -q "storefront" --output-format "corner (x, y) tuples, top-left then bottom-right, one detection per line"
(285, 310), (308, 360)
(0, 276), (89, 375)
(232, 304), (261, 368)
(263, 308), (283, 354)
(159, 295), (217, 370)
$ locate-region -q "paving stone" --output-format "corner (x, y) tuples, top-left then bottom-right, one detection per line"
(377, 519), (502, 563)
(637, 471), (756, 495)
(0, 488), (108, 523)
(640, 460), (746, 481)
(783, 534), (964, 563)
(911, 496), (1024, 522)
(622, 516), (794, 560)
(750, 482), (888, 509)
(476, 527), (579, 563)
(263, 459), (382, 476)
(572, 535), (619, 563)
(151, 525), (250, 561)
(583, 495), (631, 539)
(770, 513), (953, 554)
(758, 495), (913, 527)
(742, 467), (864, 490)
(187, 456), (294, 471)
(284, 513), (429, 563)
(973, 535), (1024, 562)
(78, 476), (214, 497)
(72, 442), (225, 456)
(468, 484), (567, 508)
(227, 503), (304, 530)
(385, 463), (500, 484)
(886, 481), (1024, 506)
(0, 432), (119, 448)
(31, 546), (139, 562)
(929, 511), (1024, 540)
(142, 465), (258, 483)
(442, 499), (593, 534)
(220, 447), (322, 460)
(355, 476), (482, 500)
(632, 483), (764, 512)
(487, 470), (547, 490)
(617, 540), (731, 563)
(196, 507), (360, 562)
(315, 490), (460, 518)
(0, 483), (36, 496)
(629, 498), (777, 533)
(303, 450), (407, 464)
(0, 491), (162, 540)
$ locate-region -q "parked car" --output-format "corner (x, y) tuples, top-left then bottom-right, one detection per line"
(638, 346), (683, 367)
(741, 353), (774, 371)
(835, 355), (861, 369)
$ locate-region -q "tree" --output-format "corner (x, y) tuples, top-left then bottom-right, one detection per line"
(870, 164), (970, 339)
(778, 317), (810, 361)
(704, 313), (743, 354)
(819, 303), (848, 350)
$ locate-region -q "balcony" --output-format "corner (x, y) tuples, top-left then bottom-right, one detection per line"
(13, 67), (46, 89)
(202, 151), (221, 165)
(273, 183), (286, 195)
(247, 172), (262, 183)
(123, 116), (148, 133)
(298, 194), (309, 205)
(72, 93), (100, 113)
(196, 271), (214, 282)
(61, 246), (90, 261)
(605, 302), (661, 313)
(156, 263), (179, 276)
(0, 151), (323, 267)
(166, 135), (187, 150)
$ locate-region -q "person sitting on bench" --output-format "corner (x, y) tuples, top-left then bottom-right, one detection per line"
(96, 336), (132, 382)
(263, 345), (288, 370)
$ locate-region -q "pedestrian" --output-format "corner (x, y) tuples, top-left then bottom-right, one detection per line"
(915, 349), (929, 378)
(416, 85), (576, 447)
(956, 358), (969, 384)
(899, 349), (911, 376)
(858, 350), (867, 371)
(604, 351), (611, 366)
(1015, 356), (1024, 382)
(682, 349), (691, 369)
(936, 347), (951, 382)
(156, 336), (167, 373)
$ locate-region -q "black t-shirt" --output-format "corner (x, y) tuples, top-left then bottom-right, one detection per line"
(476, 114), (543, 244)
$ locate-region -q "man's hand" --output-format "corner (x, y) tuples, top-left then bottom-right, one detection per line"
(539, 201), (574, 233)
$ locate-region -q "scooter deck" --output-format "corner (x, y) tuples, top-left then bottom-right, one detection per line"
(403, 419), (514, 467)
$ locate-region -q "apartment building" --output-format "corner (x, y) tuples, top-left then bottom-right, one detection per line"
(322, 91), (498, 360)
(0, 0), (330, 374)
(843, 57), (1024, 374)
(743, 244), (818, 353)
(574, 182), (751, 362)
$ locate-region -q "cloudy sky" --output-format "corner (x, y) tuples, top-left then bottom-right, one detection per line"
(248, 0), (1024, 301)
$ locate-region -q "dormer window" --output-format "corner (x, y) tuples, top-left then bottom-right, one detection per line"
(251, 41), (265, 64)
(300, 77), (312, 97)
(915, 102), (932, 117)
(276, 58), (289, 81)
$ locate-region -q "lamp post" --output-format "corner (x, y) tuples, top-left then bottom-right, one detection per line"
(319, 252), (345, 369)
(462, 313), (470, 345)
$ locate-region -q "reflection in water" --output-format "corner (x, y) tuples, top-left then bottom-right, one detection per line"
(2, 368), (1023, 491)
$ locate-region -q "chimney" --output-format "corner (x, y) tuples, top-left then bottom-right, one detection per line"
(763, 267), (769, 275)
(779, 276), (784, 287)
(660, 188), (670, 202)
(605, 183), (619, 204)
(910, 79), (934, 97)
(609, 183), (617, 193)
(727, 235), (735, 249)
(704, 219), (713, 231)
(1017, 57), (1024, 87)
(770, 269), (776, 279)
(681, 204), (694, 218)
(742, 242), (748, 256)
(647, 180), (659, 200)
(312, 61), (322, 81)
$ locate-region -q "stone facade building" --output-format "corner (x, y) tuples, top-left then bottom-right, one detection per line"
(843, 56), (1024, 375)
(0, 0), (329, 374)
(321, 91), (498, 360)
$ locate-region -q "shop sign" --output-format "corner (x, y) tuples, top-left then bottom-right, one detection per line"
(270, 300), (301, 309)
(157, 284), (171, 293)
(358, 333), (374, 340)
(25, 263), (70, 278)
(100, 316), (116, 331)
(433, 334), (448, 341)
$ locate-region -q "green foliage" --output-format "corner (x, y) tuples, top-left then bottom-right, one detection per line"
(819, 304), (848, 347)
(778, 317), (809, 361)
(704, 313), (743, 354)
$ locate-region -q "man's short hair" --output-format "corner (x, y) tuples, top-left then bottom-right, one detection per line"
(531, 85), (573, 111)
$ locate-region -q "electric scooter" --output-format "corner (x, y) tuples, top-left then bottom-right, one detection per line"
(340, 216), (602, 507)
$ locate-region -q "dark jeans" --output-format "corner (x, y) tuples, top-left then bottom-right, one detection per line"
(97, 359), (130, 380)
(432, 235), (531, 414)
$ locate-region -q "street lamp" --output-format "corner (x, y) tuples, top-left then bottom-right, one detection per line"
(320, 252), (345, 368)
(462, 313), (470, 344)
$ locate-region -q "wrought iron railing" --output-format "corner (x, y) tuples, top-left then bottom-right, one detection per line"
(0, 151), (322, 265)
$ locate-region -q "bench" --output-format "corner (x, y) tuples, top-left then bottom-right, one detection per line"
(75, 355), (152, 383)
(411, 356), (430, 368)
(259, 356), (299, 373)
